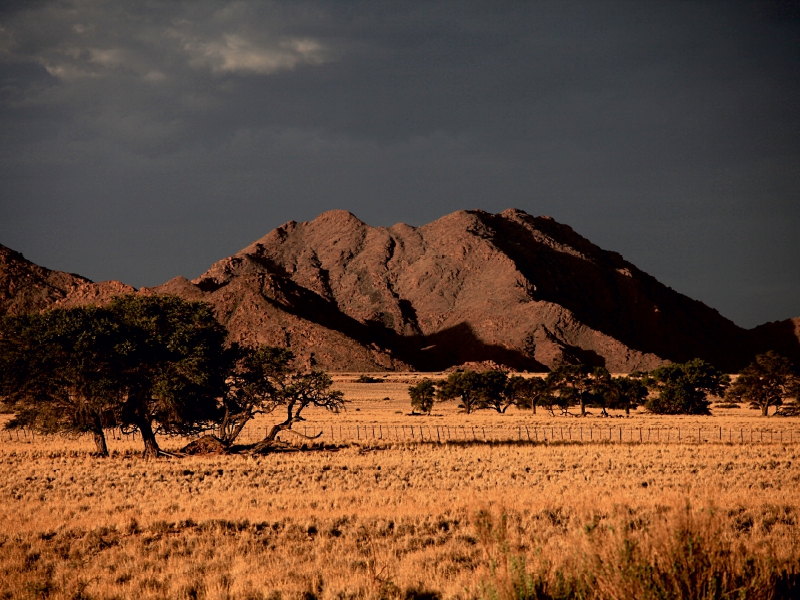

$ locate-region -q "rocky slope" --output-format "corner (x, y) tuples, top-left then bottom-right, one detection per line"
(2, 209), (798, 372)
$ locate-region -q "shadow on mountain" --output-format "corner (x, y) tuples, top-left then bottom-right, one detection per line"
(556, 344), (607, 368)
(395, 322), (549, 371)
(482, 213), (751, 371)
(252, 275), (547, 371)
(747, 319), (800, 364)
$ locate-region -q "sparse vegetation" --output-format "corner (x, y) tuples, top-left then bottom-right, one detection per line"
(2, 299), (800, 598)
(218, 345), (344, 449)
(726, 351), (799, 416)
(0, 426), (798, 599)
(408, 379), (436, 415)
(0, 305), (122, 456)
(0, 298), (346, 457)
(644, 359), (730, 415)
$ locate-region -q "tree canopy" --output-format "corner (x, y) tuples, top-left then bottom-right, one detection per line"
(0, 306), (122, 455)
(0, 295), (228, 458)
(643, 359), (729, 415)
(546, 365), (610, 416)
(726, 352), (799, 416)
(408, 379), (436, 415)
(506, 375), (550, 414)
(107, 295), (228, 457)
(436, 371), (485, 414)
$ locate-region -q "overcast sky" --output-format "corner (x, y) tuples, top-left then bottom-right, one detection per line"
(0, 1), (798, 328)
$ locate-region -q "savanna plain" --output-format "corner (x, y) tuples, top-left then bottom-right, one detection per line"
(2, 374), (799, 600)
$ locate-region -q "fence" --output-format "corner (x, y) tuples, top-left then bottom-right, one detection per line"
(2, 424), (799, 446)
(281, 424), (800, 444)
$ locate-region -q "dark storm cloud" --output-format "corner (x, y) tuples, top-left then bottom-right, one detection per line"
(0, 1), (798, 328)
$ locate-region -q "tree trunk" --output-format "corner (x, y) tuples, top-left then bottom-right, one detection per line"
(762, 404), (770, 417)
(580, 397), (586, 416)
(137, 418), (160, 459)
(92, 430), (109, 456)
(265, 419), (294, 441)
(91, 414), (109, 457)
(250, 419), (296, 453)
(625, 406), (630, 415)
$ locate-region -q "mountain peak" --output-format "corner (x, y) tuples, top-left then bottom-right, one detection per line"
(2, 208), (798, 372)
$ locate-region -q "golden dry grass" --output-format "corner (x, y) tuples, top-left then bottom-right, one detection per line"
(1, 375), (799, 599)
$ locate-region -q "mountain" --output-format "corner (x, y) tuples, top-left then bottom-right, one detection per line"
(2, 209), (798, 372)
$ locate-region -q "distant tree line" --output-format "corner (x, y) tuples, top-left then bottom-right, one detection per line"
(0, 296), (343, 457)
(409, 354), (800, 417)
(2, 295), (799, 458)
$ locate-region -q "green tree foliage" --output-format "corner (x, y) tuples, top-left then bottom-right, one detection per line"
(436, 370), (485, 414)
(217, 345), (294, 445)
(1, 295), (346, 458)
(605, 375), (649, 415)
(726, 351), (799, 416)
(506, 376), (550, 414)
(408, 379), (436, 415)
(107, 295), (228, 458)
(250, 362), (345, 452)
(0, 306), (122, 456)
(546, 365), (611, 416)
(435, 370), (516, 413)
(479, 370), (512, 413)
(643, 359), (729, 415)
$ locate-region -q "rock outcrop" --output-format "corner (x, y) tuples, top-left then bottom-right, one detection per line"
(2, 209), (798, 372)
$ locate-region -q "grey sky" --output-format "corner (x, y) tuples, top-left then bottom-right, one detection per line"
(0, 0), (798, 328)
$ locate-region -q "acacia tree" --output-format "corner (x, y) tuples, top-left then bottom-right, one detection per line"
(217, 345), (294, 445)
(409, 379), (437, 415)
(546, 365), (610, 416)
(109, 295), (228, 458)
(507, 376), (550, 415)
(606, 375), (649, 415)
(250, 366), (345, 452)
(726, 352), (799, 416)
(436, 371), (485, 414)
(479, 370), (513, 413)
(0, 307), (122, 456)
(643, 359), (729, 415)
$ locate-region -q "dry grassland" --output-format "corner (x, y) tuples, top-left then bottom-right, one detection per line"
(1, 375), (799, 599)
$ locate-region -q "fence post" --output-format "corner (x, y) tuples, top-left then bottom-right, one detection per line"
(525, 426), (530, 441)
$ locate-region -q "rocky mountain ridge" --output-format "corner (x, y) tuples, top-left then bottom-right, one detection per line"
(2, 209), (798, 372)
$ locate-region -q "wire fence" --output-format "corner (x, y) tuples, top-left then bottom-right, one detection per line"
(277, 423), (800, 445)
(3, 424), (798, 446)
